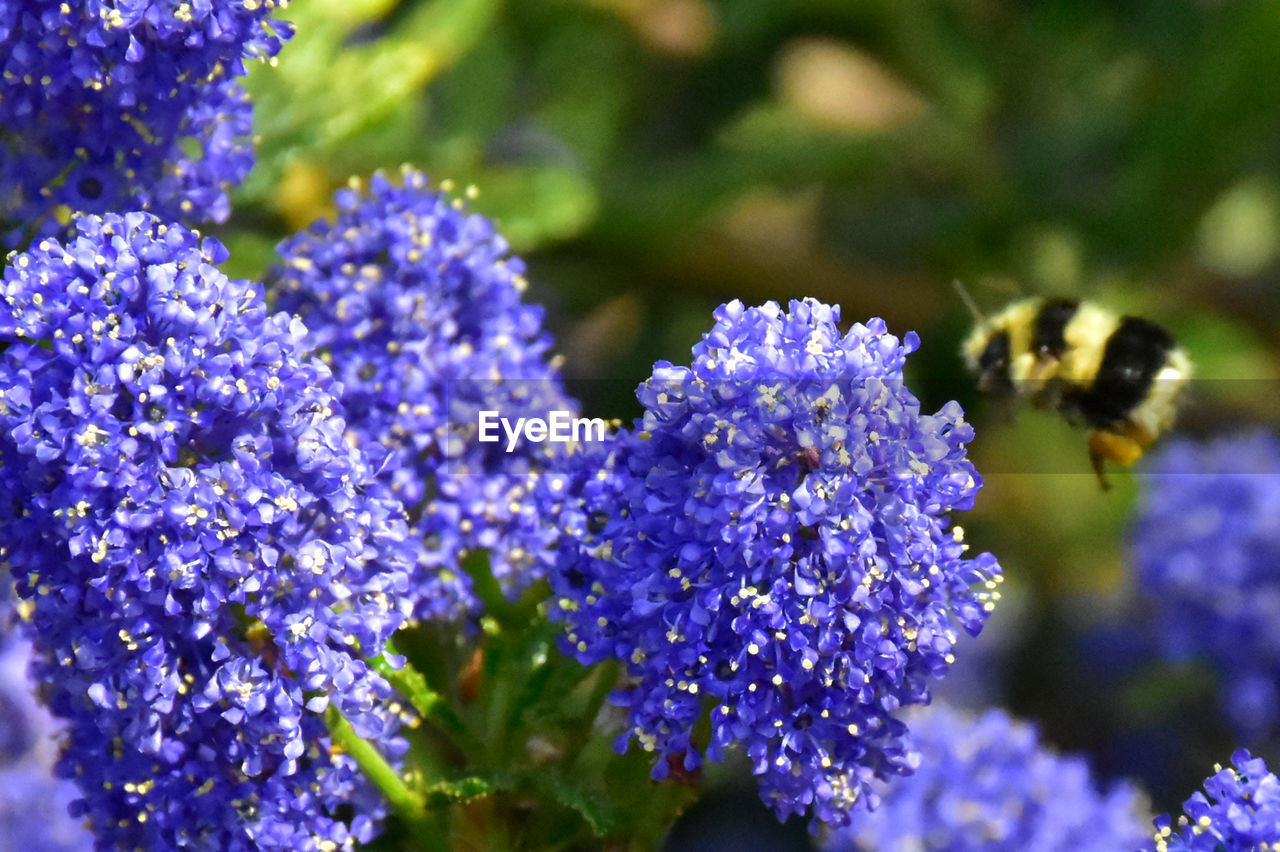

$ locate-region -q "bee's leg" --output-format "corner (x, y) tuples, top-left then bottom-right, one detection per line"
(1087, 427), (1151, 491)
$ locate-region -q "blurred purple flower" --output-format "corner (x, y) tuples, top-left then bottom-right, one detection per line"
(1131, 432), (1280, 740)
(0, 634), (93, 852)
(826, 704), (1150, 852)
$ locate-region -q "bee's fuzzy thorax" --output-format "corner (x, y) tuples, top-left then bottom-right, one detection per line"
(1058, 303), (1121, 389)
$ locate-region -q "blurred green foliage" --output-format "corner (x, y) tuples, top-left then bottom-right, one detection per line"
(221, 0), (1280, 830)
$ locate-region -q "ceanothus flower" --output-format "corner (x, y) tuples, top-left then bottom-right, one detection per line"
(550, 299), (1002, 827)
(824, 705), (1150, 852)
(1153, 750), (1280, 851)
(1130, 432), (1280, 740)
(0, 213), (414, 851)
(0, 0), (291, 249)
(0, 633), (94, 852)
(271, 168), (579, 621)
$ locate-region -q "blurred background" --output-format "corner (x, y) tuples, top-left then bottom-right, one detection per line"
(220, 0), (1280, 838)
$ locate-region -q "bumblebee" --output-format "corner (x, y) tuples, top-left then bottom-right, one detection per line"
(960, 294), (1192, 487)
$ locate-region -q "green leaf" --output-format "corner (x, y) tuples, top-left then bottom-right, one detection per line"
(542, 776), (617, 836)
(241, 0), (500, 205)
(468, 166), (599, 251)
(427, 772), (491, 798)
(424, 774), (503, 803)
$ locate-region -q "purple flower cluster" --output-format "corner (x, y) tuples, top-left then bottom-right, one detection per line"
(0, 213), (414, 850)
(272, 169), (578, 621)
(825, 705), (1150, 852)
(1131, 432), (1280, 740)
(1153, 750), (1280, 851)
(0, 0), (291, 248)
(550, 299), (1002, 826)
(0, 636), (94, 852)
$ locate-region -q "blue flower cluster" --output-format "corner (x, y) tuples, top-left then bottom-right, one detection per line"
(0, 213), (414, 850)
(0, 635), (94, 851)
(1131, 432), (1280, 740)
(826, 705), (1150, 852)
(550, 299), (1002, 826)
(0, 0), (290, 248)
(1153, 750), (1280, 851)
(272, 169), (578, 621)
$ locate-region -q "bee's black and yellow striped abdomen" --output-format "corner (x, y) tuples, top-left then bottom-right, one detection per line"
(1065, 315), (1176, 430)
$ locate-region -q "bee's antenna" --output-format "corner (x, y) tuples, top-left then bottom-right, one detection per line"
(951, 279), (987, 325)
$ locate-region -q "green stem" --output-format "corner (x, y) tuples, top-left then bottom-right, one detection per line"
(374, 640), (485, 759)
(459, 550), (524, 631)
(483, 630), (515, 763)
(324, 705), (448, 852)
(563, 660), (618, 771)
